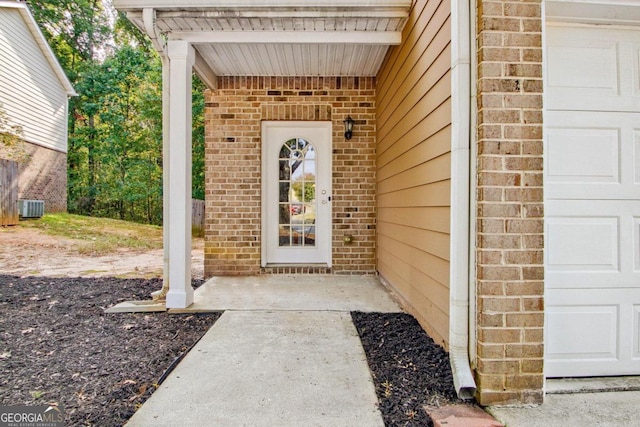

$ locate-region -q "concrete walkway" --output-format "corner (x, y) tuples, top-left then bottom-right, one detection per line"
(126, 275), (402, 426)
(123, 275), (640, 426)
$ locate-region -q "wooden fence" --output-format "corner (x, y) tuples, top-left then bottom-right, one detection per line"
(192, 198), (205, 237)
(0, 159), (18, 226)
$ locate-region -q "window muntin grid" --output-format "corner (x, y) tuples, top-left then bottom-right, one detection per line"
(278, 138), (316, 247)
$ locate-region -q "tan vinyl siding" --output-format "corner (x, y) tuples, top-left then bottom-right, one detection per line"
(0, 9), (68, 153)
(376, 0), (452, 347)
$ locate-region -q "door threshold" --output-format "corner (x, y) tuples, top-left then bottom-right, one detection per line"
(264, 263), (329, 268)
(261, 264), (332, 274)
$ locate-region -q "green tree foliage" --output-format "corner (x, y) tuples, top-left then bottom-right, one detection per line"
(192, 78), (206, 201)
(292, 174), (316, 203)
(65, 44), (165, 223)
(27, 1), (205, 225)
(28, 0), (112, 76)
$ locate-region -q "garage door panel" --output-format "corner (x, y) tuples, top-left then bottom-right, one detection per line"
(635, 305), (640, 360)
(547, 128), (620, 184)
(546, 289), (640, 377)
(636, 133), (640, 184)
(547, 38), (618, 96)
(546, 305), (618, 360)
(546, 127), (619, 184)
(547, 217), (618, 273)
(634, 43), (640, 100)
(547, 25), (640, 112)
(545, 111), (640, 200)
(636, 217), (640, 272)
(547, 200), (640, 288)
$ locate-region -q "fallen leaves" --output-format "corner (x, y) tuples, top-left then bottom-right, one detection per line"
(129, 384), (148, 402)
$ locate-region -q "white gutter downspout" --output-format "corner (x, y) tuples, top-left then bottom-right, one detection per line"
(450, 0), (477, 399)
(142, 8), (172, 302)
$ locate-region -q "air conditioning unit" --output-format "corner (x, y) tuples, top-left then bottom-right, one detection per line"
(18, 200), (44, 218)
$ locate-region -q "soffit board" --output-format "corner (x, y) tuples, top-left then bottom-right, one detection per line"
(116, 2), (410, 76)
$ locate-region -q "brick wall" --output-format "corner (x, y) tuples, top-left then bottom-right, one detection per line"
(474, 0), (544, 405)
(204, 76), (376, 276)
(0, 142), (67, 212)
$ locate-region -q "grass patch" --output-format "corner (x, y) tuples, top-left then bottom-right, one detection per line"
(19, 213), (163, 254)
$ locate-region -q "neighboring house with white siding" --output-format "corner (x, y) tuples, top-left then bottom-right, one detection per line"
(0, 1), (76, 212)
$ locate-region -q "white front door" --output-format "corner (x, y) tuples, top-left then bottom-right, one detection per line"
(545, 24), (640, 377)
(262, 121), (332, 266)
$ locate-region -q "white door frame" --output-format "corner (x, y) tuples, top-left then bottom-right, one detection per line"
(261, 121), (332, 267)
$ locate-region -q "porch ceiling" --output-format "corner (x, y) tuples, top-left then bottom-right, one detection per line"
(114, 1), (410, 79)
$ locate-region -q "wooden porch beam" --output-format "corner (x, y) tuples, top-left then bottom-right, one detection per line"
(193, 49), (218, 90)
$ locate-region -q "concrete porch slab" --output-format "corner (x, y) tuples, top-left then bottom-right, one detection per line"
(125, 310), (385, 426)
(170, 274), (402, 313)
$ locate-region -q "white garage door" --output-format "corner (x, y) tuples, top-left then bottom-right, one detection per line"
(545, 24), (640, 377)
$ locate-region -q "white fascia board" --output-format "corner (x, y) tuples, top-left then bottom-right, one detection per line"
(156, 10), (410, 19)
(114, 0), (411, 10)
(0, 1), (77, 96)
(169, 30), (402, 45)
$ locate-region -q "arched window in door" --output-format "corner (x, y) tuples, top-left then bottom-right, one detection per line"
(278, 138), (316, 247)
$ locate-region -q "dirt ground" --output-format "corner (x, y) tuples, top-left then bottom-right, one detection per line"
(0, 226), (204, 279)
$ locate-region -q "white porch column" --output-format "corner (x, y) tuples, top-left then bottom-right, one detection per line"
(165, 40), (195, 308)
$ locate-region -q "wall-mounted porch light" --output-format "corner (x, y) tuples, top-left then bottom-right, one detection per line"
(343, 116), (355, 140)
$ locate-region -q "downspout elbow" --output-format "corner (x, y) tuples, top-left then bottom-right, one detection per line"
(450, 298), (476, 399)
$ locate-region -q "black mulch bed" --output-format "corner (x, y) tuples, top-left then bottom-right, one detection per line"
(0, 274), (468, 427)
(0, 275), (220, 426)
(352, 311), (467, 427)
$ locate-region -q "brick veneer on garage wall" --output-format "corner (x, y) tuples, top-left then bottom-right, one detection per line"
(0, 142), (67, 212)
(474, 0), (545, 405)
(204, 77), (376, 277)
